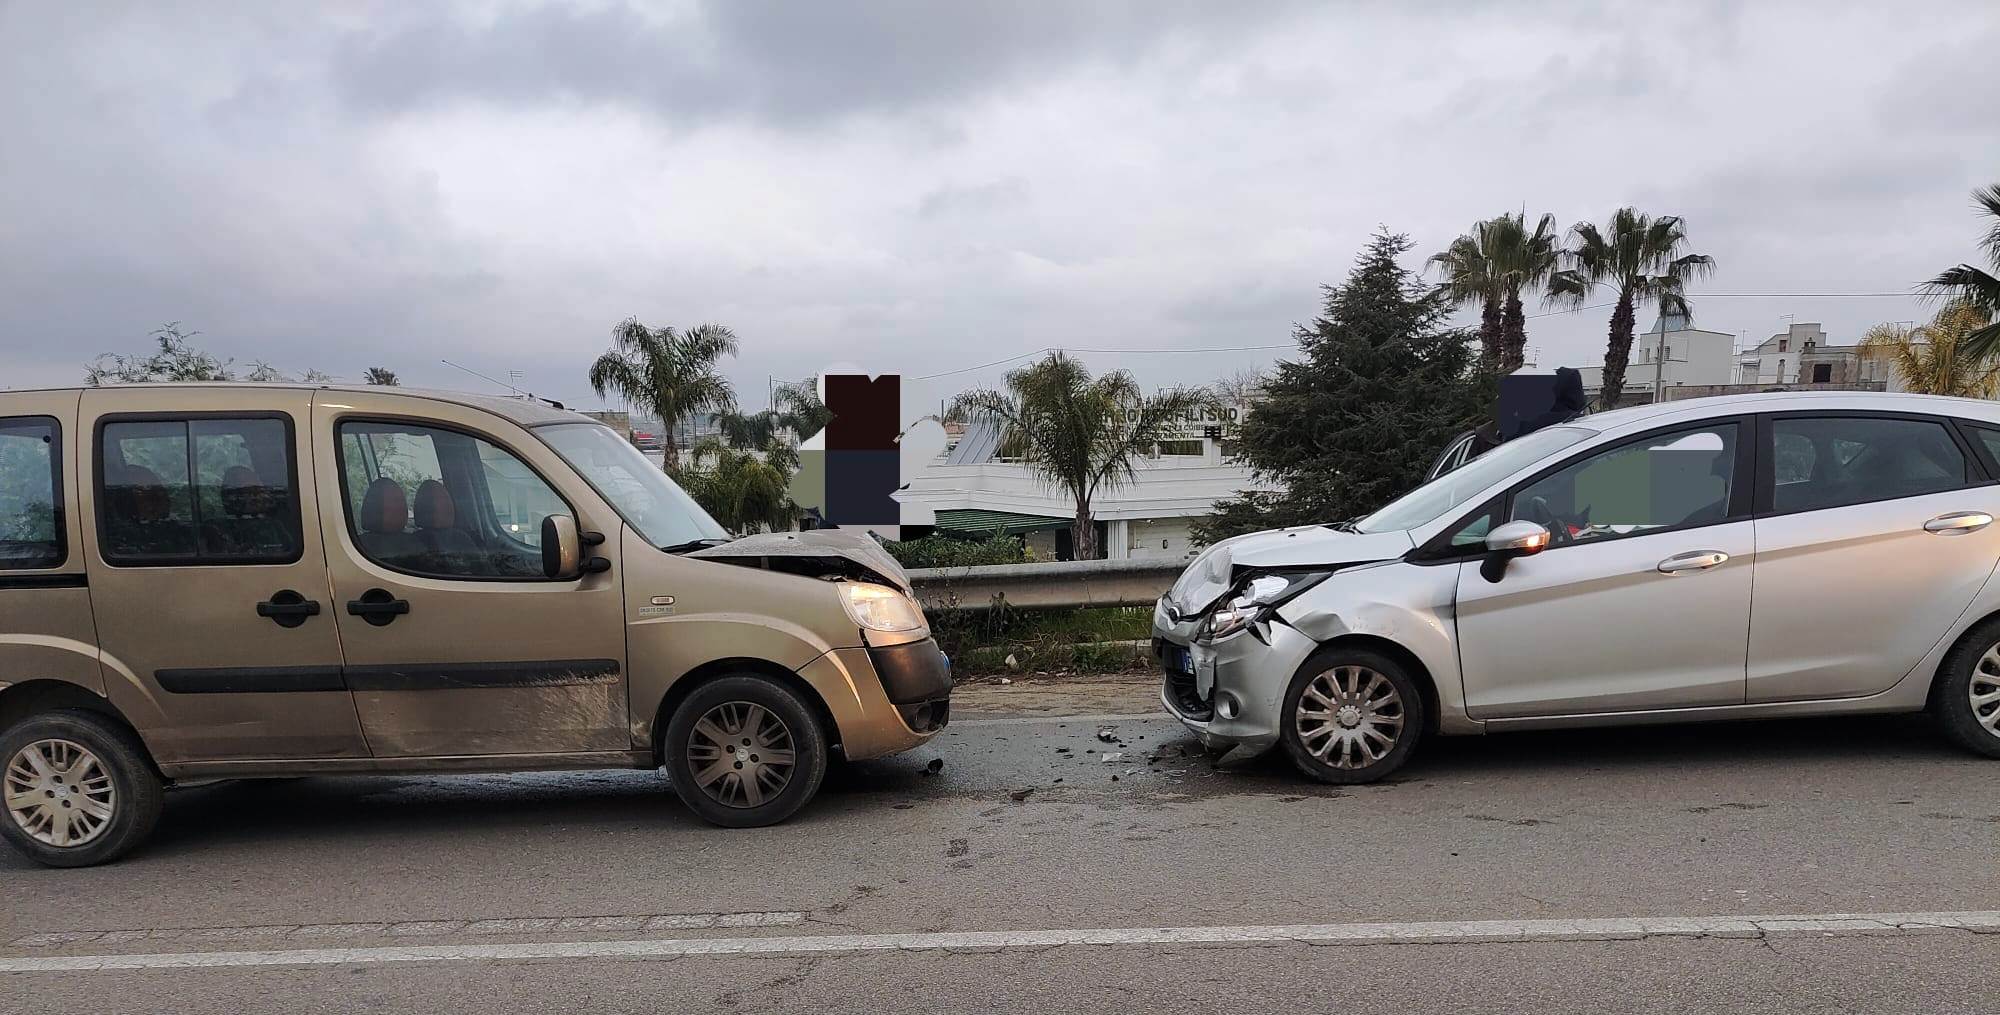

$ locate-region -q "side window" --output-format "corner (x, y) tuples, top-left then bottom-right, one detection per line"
(1512, 423), (1738, 544)
(1770, 416), (1968, 514)
(99, 418), (301, 565)
(337, 421), (570, 580)
(1444, 500), (1498, 550)
(0, 417), (63, 568)
(1963, 424), (2000, 476)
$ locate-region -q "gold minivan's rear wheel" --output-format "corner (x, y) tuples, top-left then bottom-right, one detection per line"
(663, 676), (828, 828)
(0, 709), (163, 868)
(7, 739), (116, 847)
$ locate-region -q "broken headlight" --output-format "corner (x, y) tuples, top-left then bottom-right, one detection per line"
(1200, 571), (1332, 642)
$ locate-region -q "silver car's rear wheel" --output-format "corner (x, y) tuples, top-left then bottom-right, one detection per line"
(685, 701), (798, 809)
(5, 739), (116, 848)
(1280, 648), (1426, 785)
(1970, 644), (2000, 737)
(1929, 622), (2000, 759)
(1295, 665), (1406, 769)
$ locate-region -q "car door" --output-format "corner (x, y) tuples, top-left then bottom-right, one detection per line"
(1745, 412), (2000, 702)
(79, 387), (367, 764)
(1455, 418), (1755, 718)
(311, 391), (629, 758)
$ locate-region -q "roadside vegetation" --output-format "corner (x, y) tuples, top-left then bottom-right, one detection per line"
(930, 605), (1155, 677)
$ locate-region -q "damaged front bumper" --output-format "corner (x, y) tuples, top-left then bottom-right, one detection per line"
(1152, 598), (1320, 755)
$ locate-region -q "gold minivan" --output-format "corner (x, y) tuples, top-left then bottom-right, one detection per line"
(0, 384), (950, 866)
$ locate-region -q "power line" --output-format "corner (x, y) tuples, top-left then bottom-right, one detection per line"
(913, 290), (1927, 379)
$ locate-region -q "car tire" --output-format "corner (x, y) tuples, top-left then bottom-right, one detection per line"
(663, 676), (829, 828)
(1929, 618), (2000, 759)
(0, 708), (165, 868)
(1279, 648), (1426, 785)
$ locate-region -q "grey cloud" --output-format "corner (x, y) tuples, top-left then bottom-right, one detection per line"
(917, 178), (1029, 218)
(328, 0), (1312, 125)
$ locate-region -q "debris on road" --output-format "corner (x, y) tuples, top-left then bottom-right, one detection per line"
(1101, 752), (1123, 763)
(1095, 727), (1120, 744)
(1008, 788), (1034, 802)
(923, 758), (945, 776)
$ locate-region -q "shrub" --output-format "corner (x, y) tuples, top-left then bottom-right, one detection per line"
(882, 532), (1026, 570)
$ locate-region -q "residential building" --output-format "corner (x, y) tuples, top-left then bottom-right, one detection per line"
(899, 404), (1276, 561)
(1738, 322), (1837, 385)
(1577, 314), (1738, 399)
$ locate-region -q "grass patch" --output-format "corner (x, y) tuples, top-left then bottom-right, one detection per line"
(933, 606), (1154, 675)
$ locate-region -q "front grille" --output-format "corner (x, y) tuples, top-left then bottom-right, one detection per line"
(1156, 638), (1213, 721)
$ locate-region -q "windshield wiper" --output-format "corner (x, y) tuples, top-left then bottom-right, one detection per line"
(1325, 518), (1361, 533)
(661, 537), (733, 554)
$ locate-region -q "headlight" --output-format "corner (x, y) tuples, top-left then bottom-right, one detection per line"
(1201, 571), (1332, 641)
(843, 582), (926, 633)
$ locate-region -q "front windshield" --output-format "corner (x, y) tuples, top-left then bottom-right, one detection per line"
(537, 423), (731, 549)
(1354, 426), (1593, 534)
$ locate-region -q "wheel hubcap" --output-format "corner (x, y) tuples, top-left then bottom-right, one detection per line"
(5, 739), (115, 847)
(1971, 643), (2000, 738)
(687, 702), (797, 809)
(1296, 665), (1405, 769)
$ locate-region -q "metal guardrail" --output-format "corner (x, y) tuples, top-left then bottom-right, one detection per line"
(906, 558), (1183, 611)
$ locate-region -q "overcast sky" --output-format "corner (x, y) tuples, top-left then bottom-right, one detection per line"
(3, 1), (1996, 416)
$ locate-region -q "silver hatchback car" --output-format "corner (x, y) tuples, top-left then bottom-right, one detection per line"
(1156, 391), (2000, 783)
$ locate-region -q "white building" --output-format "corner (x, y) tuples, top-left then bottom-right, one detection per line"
(899, 410), (1277, 561)
(1738, 322), (1829, 385)
(1576, 314), (1738, 397)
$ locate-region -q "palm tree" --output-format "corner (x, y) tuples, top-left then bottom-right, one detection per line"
(1549, 209), (1716, 409)
(1489, 211), (1562, 372)
(677, 437), (796, 534)
(1429, 228), (1504, 370)
(716, 377), (833, 457)
(587, 318), (739, 471)
(1926, 183), (2000, 360)
(1858, 301), (2000, 398)
(363, 367), (400, 386)
(949, 352), (1217, 560)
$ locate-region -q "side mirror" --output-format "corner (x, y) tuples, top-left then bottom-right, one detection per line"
(542, 514), (582, 580)
(1479, 520), (1550, 583)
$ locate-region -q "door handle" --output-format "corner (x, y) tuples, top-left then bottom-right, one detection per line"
(346, 588), (410, 627)
(1657, 550), (1729, 574)
(255, 590), (321, 629)
(1924, 511), (1993, 534)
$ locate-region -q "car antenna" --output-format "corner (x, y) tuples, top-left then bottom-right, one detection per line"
(439, 358), (564, 409)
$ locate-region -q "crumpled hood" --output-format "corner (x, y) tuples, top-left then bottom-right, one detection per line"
(1167, 525), (1415, 616)
(688, 529), (911, 592)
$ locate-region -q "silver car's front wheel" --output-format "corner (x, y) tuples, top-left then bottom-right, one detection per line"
(5, 739), (116, 847)
(1295, 666), (1406, 770)
(1280, 649), (1426, 785)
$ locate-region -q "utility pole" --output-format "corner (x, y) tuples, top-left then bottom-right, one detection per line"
(1653, 313), (1669, 403)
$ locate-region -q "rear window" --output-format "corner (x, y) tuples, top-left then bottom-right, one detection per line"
(98, 417), (302, 565)
(0, 417), (63, 569)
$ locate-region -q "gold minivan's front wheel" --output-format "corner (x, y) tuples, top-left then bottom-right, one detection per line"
(663, 676), (828, 828)
(0, 709), (163, 868)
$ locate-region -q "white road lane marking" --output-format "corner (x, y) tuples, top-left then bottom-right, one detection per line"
(952, 711), (1166, 727)
(8, 912), (804, 949)
(6, 911), (1997, 972)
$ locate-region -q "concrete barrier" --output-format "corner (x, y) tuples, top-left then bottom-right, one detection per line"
(906, 558), (1182, 611)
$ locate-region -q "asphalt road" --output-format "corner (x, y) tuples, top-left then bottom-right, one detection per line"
(5, 677), (1999, 1014)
